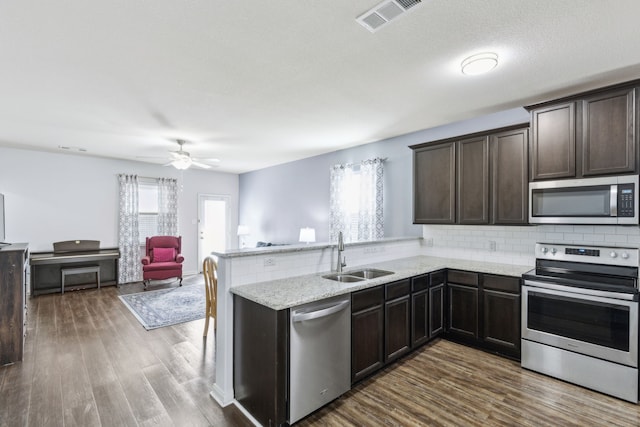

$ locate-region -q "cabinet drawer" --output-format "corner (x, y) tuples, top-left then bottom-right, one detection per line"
(483, 274), (520, 293)
(430, 270), (445, 286)
(352, 286), (384, 312)
(411, 274), (429, 293)
(447, 270), (478, 287)
(386, 280), (410, 300)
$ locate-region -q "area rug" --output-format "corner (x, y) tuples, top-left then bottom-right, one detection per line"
(119, 284), (205, 330)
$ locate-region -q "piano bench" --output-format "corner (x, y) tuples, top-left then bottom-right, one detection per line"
(61, 265), (101, 294)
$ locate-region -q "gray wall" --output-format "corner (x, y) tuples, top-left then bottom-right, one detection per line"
(0, 146), (239, 275)
(239, 107), (530, 246)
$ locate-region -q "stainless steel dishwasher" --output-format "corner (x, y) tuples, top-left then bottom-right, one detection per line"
(289, 295), (351, 424)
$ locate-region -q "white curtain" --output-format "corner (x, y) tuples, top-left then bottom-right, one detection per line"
(157, 178), (178, 236)
(118, 174), (141, 283)
(330, 158), (384, 243)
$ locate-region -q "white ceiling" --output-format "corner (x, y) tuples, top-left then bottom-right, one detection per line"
(2, 1), (640, 174)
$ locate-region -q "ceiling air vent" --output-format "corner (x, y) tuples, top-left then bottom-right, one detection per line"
(356, 0), (423, 33)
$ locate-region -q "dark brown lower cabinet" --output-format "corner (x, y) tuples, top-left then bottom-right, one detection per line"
(429, 283), (444, 336)
(353, 279), (415, 383)
(447, 283), (479, 340)
(411, 289), (429, 347)
(447, 270), (480, 342)
(384, 280), (411, 362)
(446, 271), (521, 359)
(481, 274), (521, 358)
(352, 286), (384, 383)
(412, 271), (445, 348)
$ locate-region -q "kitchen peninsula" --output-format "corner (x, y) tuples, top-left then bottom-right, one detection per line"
(210, 237), (531, 426)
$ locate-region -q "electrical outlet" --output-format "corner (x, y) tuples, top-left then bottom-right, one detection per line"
(263, 258), (276, 266)
(489, 240), (497, 252)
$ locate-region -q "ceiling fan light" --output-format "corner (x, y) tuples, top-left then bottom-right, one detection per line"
(171, 157), (192, 170)
(461, 52), (498, 75)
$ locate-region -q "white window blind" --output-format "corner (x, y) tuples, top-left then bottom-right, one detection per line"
(138, 180), (159, 244)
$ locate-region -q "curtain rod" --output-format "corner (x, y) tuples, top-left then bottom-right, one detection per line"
(332, 157), (387, 170)
(117, 174), (177, 181)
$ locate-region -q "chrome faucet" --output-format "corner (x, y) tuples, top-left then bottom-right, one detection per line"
(337, 231), (347, 273)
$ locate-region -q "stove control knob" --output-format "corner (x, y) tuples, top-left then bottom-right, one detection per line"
(550, 248), (557, 255)
(622, 252), (630, 260)
(541, 247), (548, 254)
(610, 251), (618, 258)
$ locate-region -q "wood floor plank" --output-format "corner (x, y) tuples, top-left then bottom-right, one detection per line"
(57, 336), (101, 427)
(91, 380), (138, 427)
(0, 306), (36, 427)
(117, 371), (172, 425)
(182, 377), (254, 427)
(26, 296), (64, 427)
(142, 362), (211, 427)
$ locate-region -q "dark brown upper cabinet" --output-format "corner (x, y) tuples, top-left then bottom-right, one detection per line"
(582, 88), (636, 176)
(413, 142), (456, 224)
(530, 102), (576, 180)
(528, 84), (638, 180)
(411, 124), (529, 225)
(490, 128), (529, 224)
(457, 136), (489, 224)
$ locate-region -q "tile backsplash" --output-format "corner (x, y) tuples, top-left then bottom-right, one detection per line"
(422, 224), (640, 267)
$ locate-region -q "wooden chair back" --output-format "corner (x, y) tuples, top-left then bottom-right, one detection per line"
(203, 256), (218, 336)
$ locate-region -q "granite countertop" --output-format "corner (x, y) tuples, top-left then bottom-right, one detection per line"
(230, 255), (533, 310)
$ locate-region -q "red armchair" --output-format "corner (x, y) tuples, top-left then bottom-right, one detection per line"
(141, 236), (184, 289)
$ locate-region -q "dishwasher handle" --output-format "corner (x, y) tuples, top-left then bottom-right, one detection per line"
(291, 299), (350, 323)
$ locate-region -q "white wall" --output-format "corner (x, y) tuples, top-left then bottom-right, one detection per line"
(0, 146), (239, 275)
(423, 224), (640, 267)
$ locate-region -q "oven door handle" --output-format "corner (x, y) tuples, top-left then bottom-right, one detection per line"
(524, 279), (638, 301)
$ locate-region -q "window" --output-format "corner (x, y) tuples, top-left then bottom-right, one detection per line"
(341, 167), (364, 242)
(330, 158), (384, 243)
(138, 179), (159, 244)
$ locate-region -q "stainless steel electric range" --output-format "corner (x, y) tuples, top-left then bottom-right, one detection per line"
(521, 243), (640, 402)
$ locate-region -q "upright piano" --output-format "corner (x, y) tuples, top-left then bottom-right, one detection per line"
(30, 240), (120, 296)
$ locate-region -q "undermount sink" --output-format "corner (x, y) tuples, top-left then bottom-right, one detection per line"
(322, 268), (394, 283)
(322, 273), (365, 283)
(348, 268), (394, 280)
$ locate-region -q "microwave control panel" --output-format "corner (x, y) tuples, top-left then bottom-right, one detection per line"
(618, 183), (635, 217)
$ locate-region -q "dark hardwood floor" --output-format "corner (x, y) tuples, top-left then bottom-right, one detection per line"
(4, 278), (640, 427)
(301, 339), (640, 427)
(0, 277), (251, 427)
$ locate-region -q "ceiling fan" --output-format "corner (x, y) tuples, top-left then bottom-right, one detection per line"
(164, 140), (219, 170)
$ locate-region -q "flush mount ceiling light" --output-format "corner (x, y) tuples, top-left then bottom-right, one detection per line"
(461, 52), (498, 76)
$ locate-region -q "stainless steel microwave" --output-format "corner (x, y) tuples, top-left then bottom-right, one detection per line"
(529, 175), (639, 225)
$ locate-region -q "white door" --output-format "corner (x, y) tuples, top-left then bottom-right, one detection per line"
(198, 194), (229, 271)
